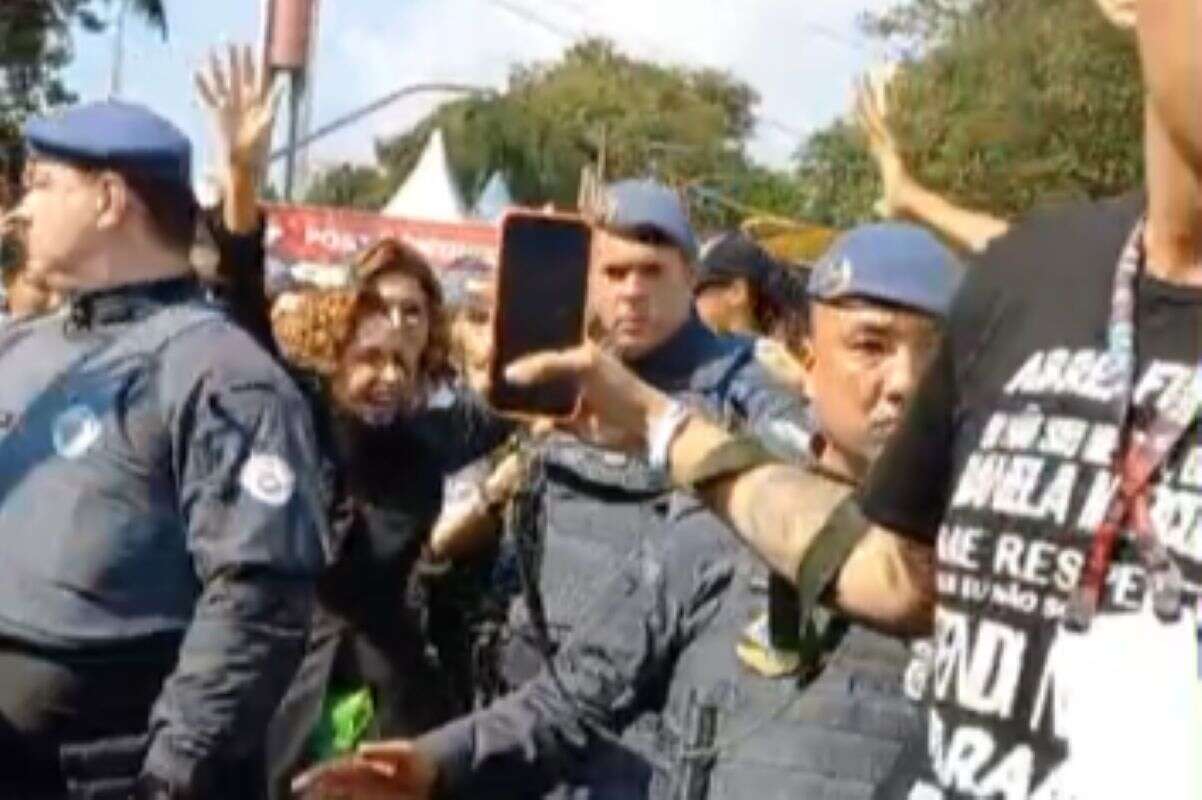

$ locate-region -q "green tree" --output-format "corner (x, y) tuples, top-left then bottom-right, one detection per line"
(0, 1), (169, 153)
(304, 163), (388, 210)
(124, 0), (167, 37)
(307, 39), (791, 228)
(794, 0), (1144, 225)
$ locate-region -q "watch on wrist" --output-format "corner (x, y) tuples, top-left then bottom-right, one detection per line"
(647, 400), (692, 476)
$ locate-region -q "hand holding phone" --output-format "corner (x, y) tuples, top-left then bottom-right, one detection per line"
(487, 211), (592, 418)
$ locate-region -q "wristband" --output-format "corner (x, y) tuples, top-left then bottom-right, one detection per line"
(647, 400), (691, 476)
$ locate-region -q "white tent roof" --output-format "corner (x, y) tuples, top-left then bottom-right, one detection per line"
(473, 171), (513, 221)
(381, 129), (467, 222)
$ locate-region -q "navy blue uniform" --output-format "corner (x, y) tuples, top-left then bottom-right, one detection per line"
(420, 502), (919, 800)
(504, 313), (811, 686)
(0, 278), (330, 796)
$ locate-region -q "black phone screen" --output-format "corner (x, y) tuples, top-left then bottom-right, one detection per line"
(489, 214), (591, 416)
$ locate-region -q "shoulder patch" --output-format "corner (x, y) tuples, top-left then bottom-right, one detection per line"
(53, 404), (103, 459)
(239, 452), (296, 507)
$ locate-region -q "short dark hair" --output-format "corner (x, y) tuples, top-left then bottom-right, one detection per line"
(612, 224), (689, 263)
(117, 168), (198, 254)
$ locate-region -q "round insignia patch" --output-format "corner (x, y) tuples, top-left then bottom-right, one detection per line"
(239, 453), (296, 507)
(52, 404), (102, 459)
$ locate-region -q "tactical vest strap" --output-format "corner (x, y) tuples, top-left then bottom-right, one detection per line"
(508, 449), (556, 658)
(794, 493), (870, 669)
(674, 435), (777, 491)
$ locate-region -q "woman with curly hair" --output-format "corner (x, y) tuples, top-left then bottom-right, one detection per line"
(263, 240), (513, 795)
(190, 49), (512, 793)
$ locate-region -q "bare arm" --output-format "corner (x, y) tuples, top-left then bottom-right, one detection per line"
(505, 344), (936, 637)
(889, 181), (1010, 255)
(669, 416), (935, 636)
(856, 69), (1009, 254)
(195, 44), (282, 236)
(429, 496), (503, 562)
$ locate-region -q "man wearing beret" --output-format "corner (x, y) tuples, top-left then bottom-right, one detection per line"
(498, 178), (811, 680)
(0, 100), (330, 798)
(294, 222), (960, 800)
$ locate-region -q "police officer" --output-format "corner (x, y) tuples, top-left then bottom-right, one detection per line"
(0, 101), (329, 797)
(293, 222), (961, 800)
(502, 178), (810, 681)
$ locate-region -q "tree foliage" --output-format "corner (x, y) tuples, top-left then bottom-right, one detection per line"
(796, 0), (1144, 226)
(0, 1), (168, 160)
(303, 163), (388, 211)
(307, 39), (793, 229)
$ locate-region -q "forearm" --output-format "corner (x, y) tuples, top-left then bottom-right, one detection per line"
(418, 522), (715, 797)
(418, 618), (662, 797)
(429, 497), (503, 561)
(895, 178), (1009, 253)
(205, 194), (274, 357)
(222, 160), (262, 236)
(143, 573), (313, 792)
(418, 677), (599, 799)
(668, 417), (933, 634)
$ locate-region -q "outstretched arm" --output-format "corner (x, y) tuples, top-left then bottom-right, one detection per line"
(195, 44), (284, 354)
(856, 68), (1009, 254)
(505, 344), (936, 636)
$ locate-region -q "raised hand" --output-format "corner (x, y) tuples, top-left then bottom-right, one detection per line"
(854, 64), (912, 220)
(292, 740), (438, 800)
(194, 43), (284, 181)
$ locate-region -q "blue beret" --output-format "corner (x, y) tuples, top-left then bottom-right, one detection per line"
(808, 223), (963, 319)
(598, 179), (698, 261)
(24, 100), (192, 187)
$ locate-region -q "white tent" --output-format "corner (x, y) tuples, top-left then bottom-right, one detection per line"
(381, 129), (467, 222)
(473, 171), (514, 221)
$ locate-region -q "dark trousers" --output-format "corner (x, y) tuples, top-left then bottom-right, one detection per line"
(264, 602), (463, 800)
(0, 641), (168, 798)
(265, 609), (345, 800)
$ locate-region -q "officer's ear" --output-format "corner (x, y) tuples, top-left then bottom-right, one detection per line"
(798, 334), (817, 398)
(798, 300), (819, 398)
(92, 170), (131, 232)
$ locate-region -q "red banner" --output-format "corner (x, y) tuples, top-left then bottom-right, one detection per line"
(264, 203), (498, 288)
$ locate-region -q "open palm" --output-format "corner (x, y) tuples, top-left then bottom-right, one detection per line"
(195, 44), (283, 177)
(854, 65), (910, 220)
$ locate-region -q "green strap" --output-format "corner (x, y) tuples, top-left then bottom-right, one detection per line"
(794, 494), (871, 669)
(676, 435), (777, 490)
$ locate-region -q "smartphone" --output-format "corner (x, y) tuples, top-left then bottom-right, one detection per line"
(488, 210), (592, 418)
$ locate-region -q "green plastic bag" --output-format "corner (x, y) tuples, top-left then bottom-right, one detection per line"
(309, 686), (375, 761)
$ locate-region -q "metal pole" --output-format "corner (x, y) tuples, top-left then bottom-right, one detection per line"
(268, 82), (494, 165)
(109, 0), (133, 98)
(283, 70), (306, 201)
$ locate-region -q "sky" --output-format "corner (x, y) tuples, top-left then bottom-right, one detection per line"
(64, 0), (896, 190)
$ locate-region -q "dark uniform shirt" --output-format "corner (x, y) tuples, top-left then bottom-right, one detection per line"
(422, 500), (919, 800)
(507, 313), (810, 679)
(0, 277), (330, 794)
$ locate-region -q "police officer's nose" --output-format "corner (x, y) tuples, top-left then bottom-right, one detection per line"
(617, 271), (652, 305)
(882, 344), (920, 411)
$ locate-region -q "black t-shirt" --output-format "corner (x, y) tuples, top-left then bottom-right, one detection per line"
(860, 193), (1202, 799)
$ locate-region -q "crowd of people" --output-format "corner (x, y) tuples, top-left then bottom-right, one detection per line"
(0, 0), (1198, 797)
